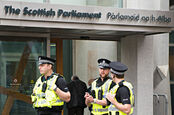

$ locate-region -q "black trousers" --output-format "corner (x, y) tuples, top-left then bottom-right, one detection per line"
(109, 111), (119, 115)
(68, 107), (84, 115)
(37, 110), (62, 115)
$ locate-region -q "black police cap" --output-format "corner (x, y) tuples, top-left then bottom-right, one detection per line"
(109, 62), (128, 75)
(98, 58), (111, 69)
(38, 56), (56, 65)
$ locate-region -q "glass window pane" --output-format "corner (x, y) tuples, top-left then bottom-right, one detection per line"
(170, 31), (174, 44)
(87, 0), (123, 7)
(3, 0), (44, 3)
(0, 37), (46, 114)
(49, 0), (123, 8)
(3, 0), (123, 7)
(169, 46), (174, 81)
(50, 43), (57, 72)
(50, 0), (86, 5)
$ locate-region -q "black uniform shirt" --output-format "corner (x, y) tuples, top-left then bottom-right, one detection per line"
(115, 80), (131, 104)
(55, 76), (69, 92)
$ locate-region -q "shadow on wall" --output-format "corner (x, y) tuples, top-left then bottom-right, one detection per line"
(153, 65), (168, 89)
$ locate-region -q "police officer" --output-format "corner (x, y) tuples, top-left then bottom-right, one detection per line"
(31, 56), (70, 115)
(106, 62), (134, 115)
(85, 58), (116, 115)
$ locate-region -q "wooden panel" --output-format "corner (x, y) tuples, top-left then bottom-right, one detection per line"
(56, 39), (63, 75)
(51, 38), (64, 115)
(169, 55), (174, 80)
(0, 86), (32, 104)
(2, 96), (14, 115)
(51, 38), (63, 75)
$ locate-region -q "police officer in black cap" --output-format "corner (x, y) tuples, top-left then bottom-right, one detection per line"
(106, 62), (134, 115)
(31, 56), (70, 115)
(85, 58), (116, 115)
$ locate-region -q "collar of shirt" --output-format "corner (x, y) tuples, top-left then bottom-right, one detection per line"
(41, 72), (54, 82)
(117, 80), (125, 86)
(96, 76), (110, 87)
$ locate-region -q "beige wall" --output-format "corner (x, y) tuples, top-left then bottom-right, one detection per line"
(72, 40), (117, 114)
(73, 40), (117, 83)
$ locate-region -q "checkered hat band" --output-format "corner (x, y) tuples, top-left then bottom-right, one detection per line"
(110, 68), (124, 75)
(98, 63), (109, 68)
(39, 60), (54, 65)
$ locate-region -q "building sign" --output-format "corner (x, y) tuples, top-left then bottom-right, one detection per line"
(4, 6), (102, 19)
(107, 12), (171, 23)
(0, 1), (174, 28)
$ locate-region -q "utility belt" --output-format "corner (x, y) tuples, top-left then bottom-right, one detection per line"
(36, 105), (64, 112)
(109, 111), (133, 115)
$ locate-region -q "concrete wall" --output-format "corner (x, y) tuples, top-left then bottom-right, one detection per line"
(73, 40), (117, 83)
(122, 0), (171, 115)
(153, 34), (171, 115)
(121, 34), (171, 115)
(121, 35), (154, 115)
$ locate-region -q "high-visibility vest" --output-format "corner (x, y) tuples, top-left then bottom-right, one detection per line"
(91, 78), (112, 115)
(31, 74), (64, 108)
(108, 81), (134, 115)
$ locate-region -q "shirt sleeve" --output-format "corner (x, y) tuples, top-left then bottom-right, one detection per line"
(55, 77), (69, 92)
(118, 86), (131, 105)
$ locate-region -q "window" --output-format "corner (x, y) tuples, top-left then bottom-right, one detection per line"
(0, 37), (46, 115)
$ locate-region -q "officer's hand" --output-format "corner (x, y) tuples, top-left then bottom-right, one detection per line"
(87, 95), (94, 103)
(106, 93), (115, 102)
(84, 92), (90, 98)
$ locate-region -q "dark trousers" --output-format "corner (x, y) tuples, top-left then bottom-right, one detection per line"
(68, 107), (84, 115)
(109, 111), (119, 115)
(37, 110), (62, 115)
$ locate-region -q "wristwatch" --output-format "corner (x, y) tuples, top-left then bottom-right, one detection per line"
(53, 85), (57, 91)
(93, 99), (97, 103)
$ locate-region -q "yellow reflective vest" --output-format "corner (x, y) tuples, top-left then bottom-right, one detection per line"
(91, 78), (112, 115)
(108, 81), (134, 115)
(31, 73), (64, 108)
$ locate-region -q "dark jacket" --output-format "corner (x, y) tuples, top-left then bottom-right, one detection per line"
(66, 79), (87, 109)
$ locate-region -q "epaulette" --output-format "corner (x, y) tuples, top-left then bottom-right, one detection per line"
(118, 81), (124, 87)
(55, 73), (64, 78)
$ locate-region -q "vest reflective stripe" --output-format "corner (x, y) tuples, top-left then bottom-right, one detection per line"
(108, 81), (134, 115)
(36, 93), (46, 98)
(31, 74), (64, 108)
(91, 78), (112, 114)
(109, 103), (119, 111)
(92, 108), (108, 112)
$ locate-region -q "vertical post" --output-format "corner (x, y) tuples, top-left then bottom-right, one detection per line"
(47, 36), (51, 57)
(56, 39), (63, 75)
(121, 35), (154, 115)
